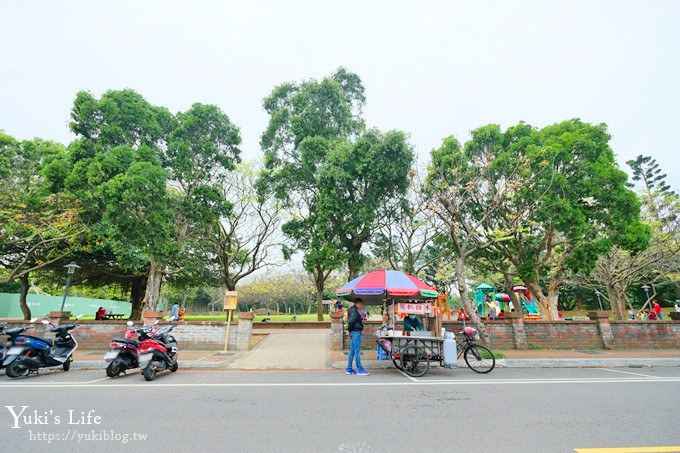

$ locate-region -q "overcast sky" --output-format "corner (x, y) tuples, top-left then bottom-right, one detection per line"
(1, 0), (678, 190)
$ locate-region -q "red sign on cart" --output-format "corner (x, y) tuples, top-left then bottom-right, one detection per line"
(397, 303), (433, 315)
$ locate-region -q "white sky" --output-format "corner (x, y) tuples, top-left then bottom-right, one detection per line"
(1, 0), (678, 190)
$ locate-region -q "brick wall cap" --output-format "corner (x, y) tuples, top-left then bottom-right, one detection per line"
(588, 311), (610, 320)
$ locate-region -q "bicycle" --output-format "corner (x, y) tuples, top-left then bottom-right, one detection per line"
(455, 327), (495, 374)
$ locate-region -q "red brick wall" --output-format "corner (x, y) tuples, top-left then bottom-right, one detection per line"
(524, 320), (602, 349)
(610, 321), (680, 348)
(0, 319), (238, 350)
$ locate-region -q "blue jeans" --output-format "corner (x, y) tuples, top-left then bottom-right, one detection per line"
(657, 312), (663, 320)
(347, 331), (363, 370)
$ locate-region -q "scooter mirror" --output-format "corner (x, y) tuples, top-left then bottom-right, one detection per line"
(41, 319), (50, 325)
(75, 314), (84, 320)
(126, 321), (134, 326)
(30, 318), (38, 323)
(154, 320), (159, 325)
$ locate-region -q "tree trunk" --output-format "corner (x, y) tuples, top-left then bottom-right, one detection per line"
(19, 273), (31, 320)
(348, 260), (360, 281)
(576, 290), (584, 311)
(605, 282), (622, 320)
(524, 279), (559, 320)
(546, 283), (560, 320)
(503, 272), (520, 311)
(456, 256), (490, 346)
(142, 258), (163, 313)
(129, 275), (147, 320)
(315, 287), (324, 321)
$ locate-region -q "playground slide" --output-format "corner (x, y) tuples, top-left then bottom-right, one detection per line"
(524, 300), (541, 315)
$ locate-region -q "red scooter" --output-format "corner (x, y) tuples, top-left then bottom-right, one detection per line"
(103, 321), (154, 377)
(138, 323), (178, 381)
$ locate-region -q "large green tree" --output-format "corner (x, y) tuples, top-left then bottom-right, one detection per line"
(317, 129), (414, 279)
(62, 90), (240, 318)
(260, 68), (365, 320)
(486, 120), (649, 319)
(0, 134), (84, 319)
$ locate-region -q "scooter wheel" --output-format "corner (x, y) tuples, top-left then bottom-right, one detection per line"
(170, 361), (178, 372)
(142, 365), (156, 381)
(106, 360), (122, 377)
(5, 360), (28, 378)
(63, 357), (72, 372)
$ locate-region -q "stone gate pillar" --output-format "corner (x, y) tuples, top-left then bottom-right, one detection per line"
(505, 311), (528, 350)
(330, 311), (344, 351)
(589, 311), (615, 349)
(237, 311), (253, 351)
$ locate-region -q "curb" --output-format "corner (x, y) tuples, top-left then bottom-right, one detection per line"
(332, 358), (680, 370)
(496, 358), (680, 368)
(73, 360), (225, 370)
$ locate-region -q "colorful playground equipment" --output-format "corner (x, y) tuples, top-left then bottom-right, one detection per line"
(513, 285), (542, 319)
(473, 283), (542, 319)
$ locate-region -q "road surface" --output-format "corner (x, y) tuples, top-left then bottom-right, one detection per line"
(1, 366), (679, 452)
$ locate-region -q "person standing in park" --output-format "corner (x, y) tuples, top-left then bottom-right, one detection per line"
(653, 300), (663, 320)
(169, 302), (180, 321)
(675, 301), (680, 313)
(346, 298), (370, 376)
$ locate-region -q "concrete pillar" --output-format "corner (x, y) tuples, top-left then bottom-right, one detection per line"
(237, 312), (253, 351)
(330, 311), (345, 351)
(505, 311), (528, 350)
(142, 311), (164, 326)
(589, 310), (615, 349)
(48, 311), (72, 326)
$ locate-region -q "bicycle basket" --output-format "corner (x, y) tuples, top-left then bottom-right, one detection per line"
(464, 326), (480, 340)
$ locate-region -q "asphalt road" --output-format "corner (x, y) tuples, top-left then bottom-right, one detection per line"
(0, 366), (679, 453)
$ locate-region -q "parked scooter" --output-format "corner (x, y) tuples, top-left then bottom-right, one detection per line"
(103, 321), (156, 377)
(0, 319), (39, 369)
(3, 315), (82, 378)
(138, 323), (179, 381)
(0, 322), (6, 367)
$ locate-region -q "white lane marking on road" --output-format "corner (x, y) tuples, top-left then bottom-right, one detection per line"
(597, 368), (661, 378)
(85, 377), (111, 384)
(1, 377), (679, 388)
(398, 370), (418, 382)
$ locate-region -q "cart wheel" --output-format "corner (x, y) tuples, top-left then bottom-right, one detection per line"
(391, 356), (403, 371)
(399, 345), (430, 377)
(464, 344), (495, 374)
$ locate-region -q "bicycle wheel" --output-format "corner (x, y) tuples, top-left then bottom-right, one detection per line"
(464, 344), (495, 374)
(400, 345), (430, 377)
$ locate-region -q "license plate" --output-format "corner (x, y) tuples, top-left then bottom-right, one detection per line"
(139, 353), (152, 367)
(104, 351), (119, 360)
(7, 347), (23, 355)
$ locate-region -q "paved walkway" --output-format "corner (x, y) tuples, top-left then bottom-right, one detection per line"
(229, 329), (329, 370)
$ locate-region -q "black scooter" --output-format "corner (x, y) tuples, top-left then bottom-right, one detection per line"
(4, 315), (82, 378)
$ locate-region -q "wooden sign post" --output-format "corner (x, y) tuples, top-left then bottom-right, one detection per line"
(223, 291), (238, 352)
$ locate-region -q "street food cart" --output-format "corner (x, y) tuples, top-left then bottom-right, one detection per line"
(337, 270), (495, 377)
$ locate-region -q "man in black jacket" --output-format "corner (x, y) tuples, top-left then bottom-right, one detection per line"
(346, 298), (370, 376)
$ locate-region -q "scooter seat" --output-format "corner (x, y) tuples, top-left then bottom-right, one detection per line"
(23, 335), (53, 346)
(113, 338), (139, 347)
